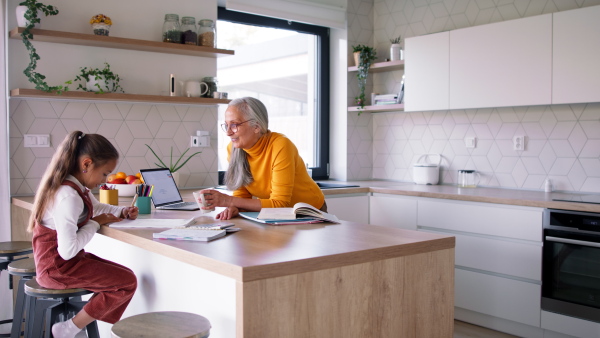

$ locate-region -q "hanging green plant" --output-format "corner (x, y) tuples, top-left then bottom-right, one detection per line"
(352, 44), (377, 111)
(70, 62), (124, 94)
(19, 0), (66, 93)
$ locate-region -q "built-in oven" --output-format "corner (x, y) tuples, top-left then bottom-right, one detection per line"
(542, 209), (600, 323)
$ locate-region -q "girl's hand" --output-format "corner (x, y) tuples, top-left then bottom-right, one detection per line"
(121, 207), (139, 220)
(92, 213), (122, 226)
(198, 189), (232, 208)
(216, 206), (239, 220)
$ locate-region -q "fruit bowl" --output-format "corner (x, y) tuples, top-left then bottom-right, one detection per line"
(108, 184), (140, 197)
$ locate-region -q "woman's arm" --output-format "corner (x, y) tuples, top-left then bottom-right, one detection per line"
(197, 189), (262, 220)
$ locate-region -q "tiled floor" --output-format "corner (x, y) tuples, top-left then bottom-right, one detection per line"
(455, 320), (518, 338)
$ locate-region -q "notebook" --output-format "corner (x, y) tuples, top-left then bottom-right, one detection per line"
(140, 168), (199, 211)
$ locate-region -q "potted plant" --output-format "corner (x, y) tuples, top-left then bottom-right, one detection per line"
(18, 0), (65, 93)
(352, 44), (377, 110)
(70, 62), (124, 94)
(145, 144), (202, 185)
(390, 35), (403, 61)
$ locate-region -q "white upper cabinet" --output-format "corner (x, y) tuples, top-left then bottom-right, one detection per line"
(552, 5), (600, 104)
(449, 14), (552, 110)
(405, 31), (449, 112)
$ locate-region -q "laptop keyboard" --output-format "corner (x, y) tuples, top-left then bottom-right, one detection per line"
(162, 202), (196, 208)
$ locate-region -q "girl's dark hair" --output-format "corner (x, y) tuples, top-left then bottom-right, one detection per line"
(28, 131), (119, 232)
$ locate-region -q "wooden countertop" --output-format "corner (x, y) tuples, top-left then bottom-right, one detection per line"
(11, 193), (454, 283)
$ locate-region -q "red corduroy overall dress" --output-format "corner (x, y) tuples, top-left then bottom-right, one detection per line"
(32, 181), (137, 324)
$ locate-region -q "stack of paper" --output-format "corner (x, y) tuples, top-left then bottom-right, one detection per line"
(153, 228), (226, 242)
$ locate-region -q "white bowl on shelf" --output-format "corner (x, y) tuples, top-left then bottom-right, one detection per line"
(109, 184), (139, 197)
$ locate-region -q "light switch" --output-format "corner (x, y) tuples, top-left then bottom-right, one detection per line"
(24, 134), (50, 147)
(465, 137), (476, 148)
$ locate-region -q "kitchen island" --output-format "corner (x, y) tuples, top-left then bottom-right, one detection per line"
(10, 195), (455, 338)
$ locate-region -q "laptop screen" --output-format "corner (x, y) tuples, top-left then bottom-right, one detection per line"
(140, 168), (184, 207)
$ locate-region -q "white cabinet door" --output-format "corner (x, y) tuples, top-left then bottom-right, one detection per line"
(405, 31), (449, 112)
(449, 14), (552, 109)
(418, 198), (543, 241)
(369, 193), (417, 230)
(455, 269), (541, 327)
(553, 5), (600, 104)
(325, 194), (369, 224)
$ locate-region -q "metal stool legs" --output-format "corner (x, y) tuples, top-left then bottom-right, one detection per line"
(9, 275), (33, 338)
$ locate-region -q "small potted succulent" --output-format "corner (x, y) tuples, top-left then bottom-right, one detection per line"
(70, 62), (124, 93)
(390, 35), (403, 61)
(352, 44), (377, 110)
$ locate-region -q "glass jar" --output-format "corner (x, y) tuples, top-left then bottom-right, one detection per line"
(202, 76), (218, 98)
(162, 14), (181, 43)
(180, 16), (197, 45)
(198, 19), (216, 47)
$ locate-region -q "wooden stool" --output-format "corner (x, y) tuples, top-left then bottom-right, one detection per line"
(111, 311), (211, 338)
(23, 278), (99, 338)
(0, 241), (33, 338)
(7, 258), (36, 338)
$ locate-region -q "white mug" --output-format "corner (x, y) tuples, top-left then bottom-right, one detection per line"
(181, 80), (209, 97)
(193, 191), (215, 214)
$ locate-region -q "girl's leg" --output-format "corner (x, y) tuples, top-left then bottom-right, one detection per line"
(72, 309), (95, 329)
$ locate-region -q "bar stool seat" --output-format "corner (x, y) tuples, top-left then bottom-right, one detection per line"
(8, 258), (36, 338)
(0, 241), (33, 338)
(24, 278), (99, 338)
(111, 311), (211, 338)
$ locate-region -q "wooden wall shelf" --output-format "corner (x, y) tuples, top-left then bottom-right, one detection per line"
(10, 88), (231, 105)
(348, 60), (404, 73)
(9, 27), (234, 58)
(347, 103), (404, 113)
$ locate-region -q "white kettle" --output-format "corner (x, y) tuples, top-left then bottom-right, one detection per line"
(413, 154), (441, 185)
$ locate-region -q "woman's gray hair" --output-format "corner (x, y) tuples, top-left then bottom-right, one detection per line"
(224, 97), (269, 191)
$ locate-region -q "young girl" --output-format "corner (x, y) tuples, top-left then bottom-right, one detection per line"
(28, 131), (138, 338)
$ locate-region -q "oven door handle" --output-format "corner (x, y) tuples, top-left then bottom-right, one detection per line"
(546, 236), (600, 248)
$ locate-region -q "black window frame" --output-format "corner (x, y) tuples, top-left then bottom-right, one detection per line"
(217, 7), (330, 180)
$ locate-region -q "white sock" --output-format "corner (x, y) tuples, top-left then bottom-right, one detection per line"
(51, 318), (82, 338)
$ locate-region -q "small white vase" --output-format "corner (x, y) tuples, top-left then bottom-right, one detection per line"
(390, 44), (402, 61)
(16, 6), (41, 28)
(86, 76), (114, 92)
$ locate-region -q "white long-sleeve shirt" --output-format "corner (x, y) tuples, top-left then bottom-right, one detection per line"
(41, 175), (125, 260)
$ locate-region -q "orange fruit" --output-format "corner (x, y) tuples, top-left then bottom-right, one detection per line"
(135, 173), (141, 178)
(115, 172), (127, 179)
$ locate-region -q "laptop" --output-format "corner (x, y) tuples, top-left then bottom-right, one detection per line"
(140, 168), (199, 211)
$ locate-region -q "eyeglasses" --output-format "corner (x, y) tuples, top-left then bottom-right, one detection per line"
(221, 120), (251, 133)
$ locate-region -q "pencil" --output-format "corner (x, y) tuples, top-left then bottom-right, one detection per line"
(149, 185), (154, 197)
(131, 194), (138, 207)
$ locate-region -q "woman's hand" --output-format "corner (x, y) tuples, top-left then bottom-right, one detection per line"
(198, 189), (233, 209)
(92, 213), (122, 226)
(121, 207), (139, 220)
(216, 206), (239, 220)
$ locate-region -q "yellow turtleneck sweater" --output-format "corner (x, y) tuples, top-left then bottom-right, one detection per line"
(227, 131), (324, 209)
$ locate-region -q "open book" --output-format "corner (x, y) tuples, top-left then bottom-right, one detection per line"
(256, 202), (340, 223)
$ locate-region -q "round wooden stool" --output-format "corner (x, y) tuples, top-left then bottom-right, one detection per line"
(0, 241), (33, 338)
(24, 278), (99, 338)
(8, 258), (36, 338)
(111, 311), (211, 338)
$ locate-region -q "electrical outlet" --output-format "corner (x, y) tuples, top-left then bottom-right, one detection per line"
(191, 136), (200, 147)
(513, 135), (525, 151)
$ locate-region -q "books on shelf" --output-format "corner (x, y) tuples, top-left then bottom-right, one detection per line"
(255, 202), (340, 223)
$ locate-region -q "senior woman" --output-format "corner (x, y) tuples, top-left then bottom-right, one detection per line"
(198, 97), (325, 220)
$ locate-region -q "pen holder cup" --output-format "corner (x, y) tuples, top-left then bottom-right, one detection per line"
(135, 196), (152, 214)
(99, 189), (118, 206)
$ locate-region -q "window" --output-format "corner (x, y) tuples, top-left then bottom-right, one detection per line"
(217, 7), (330, 179)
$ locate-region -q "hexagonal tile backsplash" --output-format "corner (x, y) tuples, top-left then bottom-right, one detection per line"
(346, 0), (600, 193)
(9, 99), (218, 195)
